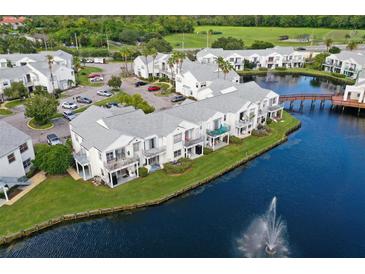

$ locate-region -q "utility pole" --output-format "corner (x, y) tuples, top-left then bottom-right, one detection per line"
(74, 33), (79, 51)
(106, 33), (110, 54)
(44, 39), (48, 51)
(206, 31), (209, 48)
(182, 32), (185, 50)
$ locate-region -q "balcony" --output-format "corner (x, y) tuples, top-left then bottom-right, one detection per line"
(143, 146), (166, 158)
(235, 119), (251, 128)
(184, 136), (204, 147)
(206, 124), (230, 137)
(73, 152), (89, 165)
(104, 155), (139, 171)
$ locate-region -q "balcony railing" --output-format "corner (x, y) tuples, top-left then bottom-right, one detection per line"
(235, 119), (251, 128)
(184, 136), (204, 147)
(73, 152), (89, 165)
(143, 146), (166, 158)
(206, 124), (230, 137)
(104, 155), (139, 171)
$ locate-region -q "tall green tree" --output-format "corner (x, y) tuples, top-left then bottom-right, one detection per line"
(46, 55), (55, 93)
(3, 82), (28, 99)
(347, 41), (358, 51)
(150, 47), (158, 79)
(140, 45), (152, 78)
(217, 56), (225, 79)
(107, 75), (122, 90)
(24, 94), (58, 125)
(324, 38), (333, 51)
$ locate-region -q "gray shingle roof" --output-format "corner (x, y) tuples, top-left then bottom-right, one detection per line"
(0, 66), (32, 80)
(0, 121), (31, 157)
(181, 59), (238, 82)
(72, 81), (275, 151)
(330, 51), (365, 65)
(0, 50), (72, 63)
(197, 46), (297, 59)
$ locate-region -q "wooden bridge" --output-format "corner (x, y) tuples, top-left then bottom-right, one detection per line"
(279, 93), (333, 109)
(279, 93), (365, 113)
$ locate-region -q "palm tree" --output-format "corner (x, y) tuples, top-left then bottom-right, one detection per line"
(140, 45), (152, 78)
(167, 56), (175, 83)
(46, 55), (55, 94)
(120, 46), (131, 75)
(150, 47), (158, 80)
(217, 56), (225, 79)
(347, 41), (358, 51)
(172, 51), (186, 74)
(221, 60), (233, 80)
(324, 38), (333, 51)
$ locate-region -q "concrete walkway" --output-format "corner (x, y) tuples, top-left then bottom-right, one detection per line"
(5, 171), (47, 206)
(67, 168), (82, 181)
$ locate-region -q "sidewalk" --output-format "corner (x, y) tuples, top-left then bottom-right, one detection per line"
(5, 171), (47, 206)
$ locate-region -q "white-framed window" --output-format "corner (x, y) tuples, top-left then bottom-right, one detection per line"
(106, 152), (114, 162)
(173, 133), (182, 144)
(23, 158), (31, 169)
(7, 153), (16, 164)
(19, 142), (28, 153)
(174, 150), (182, 158)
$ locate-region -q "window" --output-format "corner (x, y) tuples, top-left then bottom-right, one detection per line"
(174, 150), (182, 158)
(173, 133), (182, 144)
(98, 152), (102, 160)
(133, 142), (140, 153)
(7, 153), (15, 164)
(100, 169), (104, 176)
(224, 115), (227, 121)
(19, 142), (28, 153)
(23, 158), (31, 169)
(106, 152), (114, 162)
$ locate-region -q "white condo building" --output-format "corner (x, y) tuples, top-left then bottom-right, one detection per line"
(70, 81), (282, 188)
(0, 50), (76, 99)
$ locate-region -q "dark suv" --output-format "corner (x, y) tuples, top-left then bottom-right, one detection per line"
(76, 96), (92, 104)
(135, 81), (147, 87)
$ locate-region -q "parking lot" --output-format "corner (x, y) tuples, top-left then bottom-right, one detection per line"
(1, 62), (177, 144)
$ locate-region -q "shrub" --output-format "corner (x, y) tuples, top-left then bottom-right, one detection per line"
(230, 136), (244, 145)
(164, 158), (193, 175)
(33, 144), (72, 175)
(329, 46), (341, 54)
(252, 124), (272, 137)
(331, 72), (346, 78)
(275, 67), (287, 71)
(203, 147), (213, 155)
(250, 40), (274, 49)
(258, 67), (268, 72)
(138, 167), (149, 177)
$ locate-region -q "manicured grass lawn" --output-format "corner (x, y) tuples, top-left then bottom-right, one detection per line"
(4, 99), (24, 109)
(154, 82), (174, 97)
(239, 68), (355, 85)
(77, 66), (104, 87)
(164, 26), (365, 48)
(0, 108), (13, 116)
(0, 112), (299, 238)
(27, 118), (53, 130)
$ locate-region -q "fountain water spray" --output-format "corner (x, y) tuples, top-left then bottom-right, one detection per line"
(237, 197), (289, 258)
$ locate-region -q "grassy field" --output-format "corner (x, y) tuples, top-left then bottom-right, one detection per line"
(4, 99), (25, 109)
(164, 26), (365, 48)
(77, 66), (104, 87)
(0, 112), (300, 238)
(0, 108), (12, 116)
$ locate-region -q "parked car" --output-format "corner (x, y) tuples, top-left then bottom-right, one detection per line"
(63, 110), (76, 121)
(90, 77), (104, 82)
(148, 86), (161, 92)
(135, 81), (147, 87)
(61, 101), (78, 109)
(105, 102), (119, 108)
(76, 96), (92, 104)
(171, 95), (186, 102)
(97, 90), (112, 97)
(47, 134), (62, 146)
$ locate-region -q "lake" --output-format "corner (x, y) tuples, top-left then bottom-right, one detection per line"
(2, 75), (365, 258)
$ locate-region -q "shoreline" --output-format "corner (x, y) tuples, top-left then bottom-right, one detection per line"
(0, 118), (301, 247)
(238, 68), (355, 85)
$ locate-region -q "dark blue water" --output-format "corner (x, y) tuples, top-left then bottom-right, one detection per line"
(2, 75), (365, 258)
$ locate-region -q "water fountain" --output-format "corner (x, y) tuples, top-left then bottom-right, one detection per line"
(237, 197), (289, 258)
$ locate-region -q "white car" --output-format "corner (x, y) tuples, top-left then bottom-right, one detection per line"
(61, 101), (78, 109)
(97, 90), (112, 97)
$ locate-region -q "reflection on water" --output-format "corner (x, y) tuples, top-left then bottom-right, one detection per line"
(1, 75), (365, 258)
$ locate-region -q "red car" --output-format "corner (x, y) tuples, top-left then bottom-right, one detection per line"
(147, 86), (161, 92)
